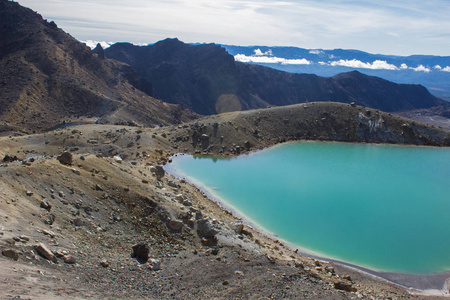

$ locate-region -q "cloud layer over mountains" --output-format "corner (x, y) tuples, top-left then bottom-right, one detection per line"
(234, 49), (450, 73)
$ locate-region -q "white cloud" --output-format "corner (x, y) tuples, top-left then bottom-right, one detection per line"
(442, 66), (450, 72)
(400, 63), (409, 69)
(254, 49), (273, 56)
(309, 50), (324, 55)
(234, 54), (311, 65)
(434, 65), (442, 70)
(412, 65), (431, 72)
(329, 59), (399, 70)
(281, 58), (312, 65)
(83, 40), (114, 49)
(82, 40), (149, 49)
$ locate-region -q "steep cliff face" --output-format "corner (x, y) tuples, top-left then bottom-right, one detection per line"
(0, 1), (196, 133)
(106, 40), (447, 115)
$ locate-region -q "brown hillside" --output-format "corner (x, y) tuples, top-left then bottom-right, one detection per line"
(0, 0), (197, 134)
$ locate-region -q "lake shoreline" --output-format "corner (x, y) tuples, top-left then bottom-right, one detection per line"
(165, 141), (450, 295)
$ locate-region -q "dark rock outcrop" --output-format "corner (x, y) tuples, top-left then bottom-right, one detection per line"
(92, 43), (105, 59)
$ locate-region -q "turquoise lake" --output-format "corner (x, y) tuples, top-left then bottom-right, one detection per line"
(166, 142), (450, 274)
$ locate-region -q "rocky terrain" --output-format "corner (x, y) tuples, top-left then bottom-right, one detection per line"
(1, 103), (450, 299)
(105, 39), (448, 115)
(1, 1), (450, 299)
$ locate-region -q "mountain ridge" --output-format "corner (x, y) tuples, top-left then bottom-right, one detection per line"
(0, 1), (197, 134)
(105, 39), (447, 116)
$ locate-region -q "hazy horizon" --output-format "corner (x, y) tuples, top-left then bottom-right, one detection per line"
(16, 0), (450, 57)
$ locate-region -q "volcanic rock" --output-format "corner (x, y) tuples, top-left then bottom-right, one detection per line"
(131, 243), (149, 263)
(34, 242), (57, 263)
(57, 152), (73, 165)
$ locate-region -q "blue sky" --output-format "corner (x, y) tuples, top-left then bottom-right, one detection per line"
(17, 0), (450, 56)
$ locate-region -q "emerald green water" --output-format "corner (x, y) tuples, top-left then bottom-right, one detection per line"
(167, 142), (450, 274)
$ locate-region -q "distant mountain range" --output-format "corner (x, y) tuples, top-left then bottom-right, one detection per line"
(105, 39), (447, 116)
(222, 45), (450, 101)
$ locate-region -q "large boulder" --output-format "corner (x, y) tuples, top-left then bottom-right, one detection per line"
(334, 281), (357, 292)
(34, 242), (57, 263)
(57, 152), (73, 165)
(168, 219), (183, 231)
(196, 219), (217, 238)
(150, 165), (165, 178)
(2, 249), (20, 261)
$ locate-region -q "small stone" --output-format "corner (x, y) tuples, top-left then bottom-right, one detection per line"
(113, 156), (123, 163)
(73, 218), (83, 226)
(343, 275), (352, 281)
(175, 194), (184, 202)
(100, 259), (109, 267)
(40, 200), (52, 211)
(63, 255), (76, 264)
(148, 258), (161, 271)
(54, 250), (65, 258)
(2, 249), (20, 261)
(168, 181), (177, 188)
(44, 214), (56, 225)
(230, 222), (244, 234)
(95, 184), (103, 191)
(234, 271), (244, 276)
(222, 280), (229, 286)
(42, 230), (55, 238)
(19, 236), (29, 242)
(26, 191), (33, 196)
